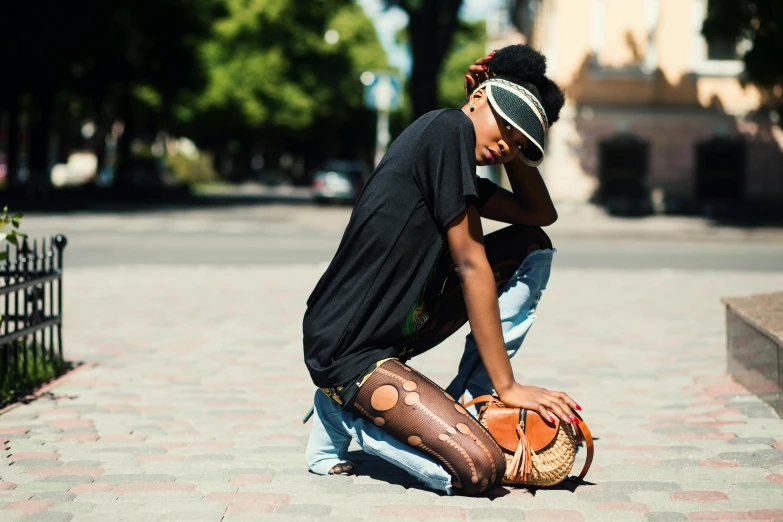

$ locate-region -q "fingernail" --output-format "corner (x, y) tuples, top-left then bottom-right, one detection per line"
(549, 417), (555, 423)
(481, 65), (488, 70)
(575, 404), (582, 411)
(491, 49), (497, 55)
(465, 74), (471, 81)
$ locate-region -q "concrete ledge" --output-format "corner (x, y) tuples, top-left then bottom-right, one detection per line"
(722, 292), (783, 417)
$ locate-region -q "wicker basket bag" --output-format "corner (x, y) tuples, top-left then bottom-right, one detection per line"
(463, 395), (594, 487)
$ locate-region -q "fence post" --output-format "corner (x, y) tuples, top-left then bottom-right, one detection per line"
(54, 235), (67, 368)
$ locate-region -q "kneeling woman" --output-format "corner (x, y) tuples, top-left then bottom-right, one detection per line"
(303, 45), (580, 496)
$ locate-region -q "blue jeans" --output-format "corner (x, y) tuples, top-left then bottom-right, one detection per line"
(305, 248), (554, 494)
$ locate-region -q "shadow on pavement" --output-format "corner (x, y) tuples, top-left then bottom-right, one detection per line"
(2, 184), (325, 215)
(343, 449), (597, 498)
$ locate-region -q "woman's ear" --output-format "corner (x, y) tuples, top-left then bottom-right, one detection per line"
(470, 89), (487, 106)
(468, 89), (488, 112)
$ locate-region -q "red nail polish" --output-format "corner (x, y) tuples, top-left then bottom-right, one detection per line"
(549, 417), (555, 423)
(575, 404), (582, 411)
(491, 50), (497, 55)
(481, 65), (488, 70)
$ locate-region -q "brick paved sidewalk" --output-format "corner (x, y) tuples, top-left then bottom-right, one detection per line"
(1, 265), (782, 522)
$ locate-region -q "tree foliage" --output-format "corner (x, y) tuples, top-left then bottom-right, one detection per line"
(189, 1), (387, 134)
(438, 20), (487, 109)
(0, 207), (25, 261)
(703, 0), (783, 107)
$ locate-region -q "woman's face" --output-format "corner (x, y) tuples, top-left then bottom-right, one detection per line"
(463, 89), (530, 167)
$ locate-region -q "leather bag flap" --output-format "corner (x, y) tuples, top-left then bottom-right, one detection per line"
(483, 403), (521, 452)
(484, 404), (560, 452)
(524, 411), (560, 452)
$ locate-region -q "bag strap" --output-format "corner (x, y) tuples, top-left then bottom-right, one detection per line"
(462, 395), (594, 480)
(463, 394), (498, 409)
(573, 413), (594, 480)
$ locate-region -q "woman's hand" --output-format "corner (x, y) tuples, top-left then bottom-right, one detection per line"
(497, 382), (582, 425)
(464, 50), (497, 101)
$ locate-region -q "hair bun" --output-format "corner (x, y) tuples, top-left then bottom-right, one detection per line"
(489, 45), (546, 83)
(487, 44), (565, 125)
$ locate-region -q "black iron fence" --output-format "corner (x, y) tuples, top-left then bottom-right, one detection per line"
(0, 235), (68, 403)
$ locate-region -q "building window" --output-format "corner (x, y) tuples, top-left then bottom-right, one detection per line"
(705, 0), (739, 61)
(691, 0), (743, 76)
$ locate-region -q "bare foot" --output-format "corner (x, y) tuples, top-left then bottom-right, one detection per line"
(328, 462), (354, 475)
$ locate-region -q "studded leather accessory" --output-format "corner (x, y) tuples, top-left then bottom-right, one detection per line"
(463, 395), (594, 487)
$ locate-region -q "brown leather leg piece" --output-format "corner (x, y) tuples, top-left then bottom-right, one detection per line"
(350, 359), (506, 496)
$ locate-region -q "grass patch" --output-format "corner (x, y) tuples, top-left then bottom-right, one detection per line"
(1, 341), (67, 406)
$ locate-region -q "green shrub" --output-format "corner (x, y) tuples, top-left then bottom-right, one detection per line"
(0, 206), (25, 261)
(0, 341), (64, 406)
(165, 151), (218, 185)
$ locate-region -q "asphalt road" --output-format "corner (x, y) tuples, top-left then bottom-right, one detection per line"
(17, 203), (783, 272)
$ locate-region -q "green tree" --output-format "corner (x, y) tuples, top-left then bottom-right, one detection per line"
(183, 0), (391, 176)
(702, 0), (783, 108)
(438, 20), (487, 109)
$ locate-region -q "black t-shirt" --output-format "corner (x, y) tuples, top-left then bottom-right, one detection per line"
(302, 109), (497, 389)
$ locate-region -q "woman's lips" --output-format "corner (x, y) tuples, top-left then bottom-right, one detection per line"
(485, 148), (499, 164)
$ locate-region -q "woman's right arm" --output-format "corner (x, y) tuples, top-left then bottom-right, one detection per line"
(446, 206), (581, 424)
(446, 206), (515, 395)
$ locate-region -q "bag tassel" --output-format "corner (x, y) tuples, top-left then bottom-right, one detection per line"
(508, 425), (534, 482)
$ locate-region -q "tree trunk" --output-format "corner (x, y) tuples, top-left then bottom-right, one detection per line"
(116, 88), (135, 187)
(28, 90), (54, 194)
(6, 92), (20, 188)
(405, 0), (462, 118)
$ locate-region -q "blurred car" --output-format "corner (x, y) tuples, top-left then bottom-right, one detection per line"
(311, 159), (368, 204)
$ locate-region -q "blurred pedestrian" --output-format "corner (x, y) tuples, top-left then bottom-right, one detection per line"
(302, 45), (581, 496)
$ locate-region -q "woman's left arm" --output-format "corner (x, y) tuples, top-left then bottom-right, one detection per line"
(480, 157), (558, 226)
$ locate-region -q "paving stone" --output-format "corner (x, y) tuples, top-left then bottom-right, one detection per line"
(96, 474), (176, 484)
(644, 513), (688, 522)
(24, 512), (75, 522)
(158, 512), (225, 522)
(72, 492), (119, 502)
(62, 461), (104, 468)
(725, 437), (777, 445)
(468, 507), (526, 520)
(49, 501), (96, 514)
(576, 491), (632, 502)
(40, 476), (95, 485)
(9, 460), (65, 469)
(90, 447), (166, 455)
(654, 427), (718, 435)
(602, 482), (682, 494)
(30, 491), (77, 502)
(276, 503), (332, 516)
(13, 483), (73, 493)
(661, 459), (702, 468)
(116, 491), (204, 502)
(65, 514), (151, 522)
(185, 454), (235, 462)
(718, 450), (783, 467)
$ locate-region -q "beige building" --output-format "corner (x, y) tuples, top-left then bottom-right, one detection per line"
(487, 0), (783, 212)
